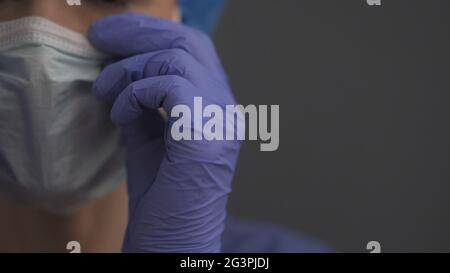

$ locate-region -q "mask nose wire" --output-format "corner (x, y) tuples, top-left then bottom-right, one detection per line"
(0, 16), (106, 59)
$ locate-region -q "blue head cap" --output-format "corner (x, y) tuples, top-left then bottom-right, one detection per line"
(179, 0), (228, 34)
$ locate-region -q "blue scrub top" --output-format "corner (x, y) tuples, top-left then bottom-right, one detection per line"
(222, 217), (333, 253)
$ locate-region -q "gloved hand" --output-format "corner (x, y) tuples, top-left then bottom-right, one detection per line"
(88, 13), (241, 253)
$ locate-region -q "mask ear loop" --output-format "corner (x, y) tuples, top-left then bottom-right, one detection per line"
(156, 7), (182, 122)
(172, 6), (182, 23)
(152, 8), (180, 121)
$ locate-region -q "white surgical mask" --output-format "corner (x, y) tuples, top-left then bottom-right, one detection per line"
(0, 17), (126, 213)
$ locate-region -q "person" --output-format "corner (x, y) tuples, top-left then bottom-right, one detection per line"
(0, 0), (329, 253)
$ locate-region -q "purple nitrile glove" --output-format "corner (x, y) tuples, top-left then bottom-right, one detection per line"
(88, 13), (241, 253)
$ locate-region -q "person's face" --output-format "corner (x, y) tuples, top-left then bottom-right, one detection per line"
(0, 0), (178, 33)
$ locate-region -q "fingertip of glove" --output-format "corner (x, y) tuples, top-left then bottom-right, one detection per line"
(88, 12), (153, 51)
(91, 81), (103, 100)
(87, 21), (105, 49)
(110, 86), (143, 126)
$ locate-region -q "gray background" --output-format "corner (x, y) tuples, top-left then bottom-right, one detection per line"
(213, 0), (450, 252)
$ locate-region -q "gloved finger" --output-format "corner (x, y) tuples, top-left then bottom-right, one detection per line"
(92, 49), (212, 104)
(110, 75), (195, 126)
(88, 12), (223, 75)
